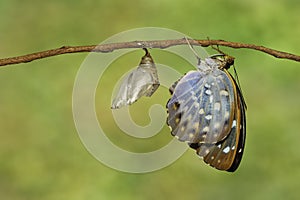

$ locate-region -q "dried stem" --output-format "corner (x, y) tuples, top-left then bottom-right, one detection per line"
(0, 38), (299, 67)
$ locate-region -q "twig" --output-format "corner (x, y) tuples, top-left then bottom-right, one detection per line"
(0, 38), (299, 67)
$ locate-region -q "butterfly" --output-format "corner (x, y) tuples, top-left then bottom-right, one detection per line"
(167, 54), (246, 172)
(112, 48), (160, 109)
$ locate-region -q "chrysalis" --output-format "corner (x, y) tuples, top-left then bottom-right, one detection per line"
(111, 48), (160, 109)
(167, 54), (246, 172)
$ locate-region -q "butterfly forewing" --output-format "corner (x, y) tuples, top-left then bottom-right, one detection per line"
(167, 66), (235, 144)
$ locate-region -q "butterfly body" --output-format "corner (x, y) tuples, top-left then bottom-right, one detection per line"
(167, 55), (246, 172)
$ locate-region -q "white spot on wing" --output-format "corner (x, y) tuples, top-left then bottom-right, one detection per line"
(225, 111), (230, 119)
(202, 126), (209, 132)
(220, 90), (229, 96)
(232, 120), (237, 128)
(214, 102), (221, 111)
(223, 146), (230, 154)
(199, 108), (205, 114)
(205, 89), (212, 95)
(209, 95), (213, 103)
(204, 83), (211, 88)
(205, 115), (212, 120)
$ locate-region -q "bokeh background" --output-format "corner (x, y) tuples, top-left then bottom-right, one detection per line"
(1, 0), (300, 199)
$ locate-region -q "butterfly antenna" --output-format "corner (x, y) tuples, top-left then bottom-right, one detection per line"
(184, 37), (201, 65)
(233, 65), (240, 87)
(212, 45), (226, 55)
(206, 36), (226, 55)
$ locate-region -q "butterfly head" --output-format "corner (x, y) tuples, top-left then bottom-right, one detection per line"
(210, 54), (235, 70)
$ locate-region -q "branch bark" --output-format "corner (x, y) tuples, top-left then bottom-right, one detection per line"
(0, 38), (299, 67)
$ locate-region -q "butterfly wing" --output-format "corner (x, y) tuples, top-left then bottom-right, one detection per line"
(167, 54), (246, 172)
(226, 72), (246, 172)
(167, 69), (236, 144)
(194, 70), (246, 171)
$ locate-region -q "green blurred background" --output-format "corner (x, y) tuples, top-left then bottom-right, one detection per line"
(1, 0), (300, 199)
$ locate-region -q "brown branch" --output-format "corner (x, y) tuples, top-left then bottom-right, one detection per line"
(0, 38), (299, 67)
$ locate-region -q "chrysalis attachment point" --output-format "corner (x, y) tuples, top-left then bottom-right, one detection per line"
(111, 48), (160, 109)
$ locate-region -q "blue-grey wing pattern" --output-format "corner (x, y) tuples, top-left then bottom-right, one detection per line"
(167, 68), (235, 144)
(198, 76), (246, 171)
